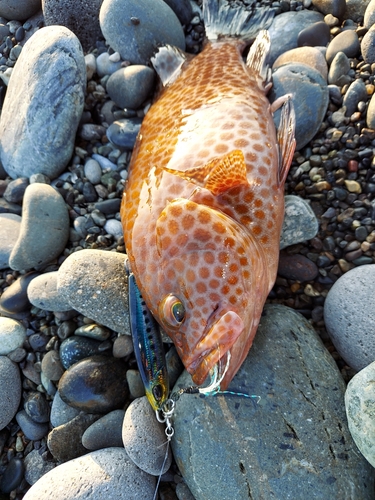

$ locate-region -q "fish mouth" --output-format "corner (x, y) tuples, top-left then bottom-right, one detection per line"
(186, 310), (244, 386)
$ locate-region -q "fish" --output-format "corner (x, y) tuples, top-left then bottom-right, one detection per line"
(120, 0), (296, 391)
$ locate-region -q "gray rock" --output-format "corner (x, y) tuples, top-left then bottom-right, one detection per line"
(268, 10), (323, 65)
(84, 159), (102, 185)
(272, 47), (328, 80)
(297, 21), (330, 48)
(3, 177), (28, 203)
(106, 65), (155, 109)
(9, 184), (69, 271)
(171, 305), (373, 500)
(104, 219), (123, 239)
(122, 397), (172, 475)
(0, 0), (41, 21)
(326, 30), (360, 65)
(23, 448), (156, 500)
(345, 361), (375, 468)
(27, 271), (73, 312)
(43, 0), (103, 52)
(99, 0), (185, 65)
(366, 92), (375, 129)
(0, 26), (86, 180)
(280, 195), (319, 249)
(107, 118), (143, 149)
(75, 324), (111, 340)
(82, 409), (125, 450)
(0, 271), (39, 313)
(328, 51), (351, 86)
(126, 369), (145, 399)
(0, 356), (21, 430)
(41, 350), (64, 381)
(24, 449), (55, 486)
(324, 264), (375, 372)
(361, 25), (375, 64)
(311, 0), (346, 19)
(364, 0), (375, 29)
(0, 317), (26, 355)
(345, 0), (371, 21)
(343, 78), (368, 116)
(163, 0), (193, 25)
(270, 64), (329, 150)
(0, 213), (21, 269)
(50, 391), (80, 428)
(96, 51), (122, 77)
(57, 249), (130, 335)
(16, 410), (49, 440)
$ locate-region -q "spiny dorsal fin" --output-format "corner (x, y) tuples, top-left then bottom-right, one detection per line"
(277, 96), (296, 186)
(246, 29), (270, 84)
(151, 45), (186, 87)
(163, 150), (249, 195)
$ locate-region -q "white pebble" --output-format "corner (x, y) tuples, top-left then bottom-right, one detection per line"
(85, 53), (96, 80)
(84, 159), (102, 184)
(104, 219), (123, 239)
(0, 317), (27, 355)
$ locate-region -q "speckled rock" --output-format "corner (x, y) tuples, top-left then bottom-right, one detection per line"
(82, 409), (125, 450)
(42, 0), (103, 52)
(172, 305), (374, 500)
(364, 0), (375, 29)
(270, 64), (329, 150)
(0, 317), (26, 355)
(280, 196), (319, 249)
(27, 271), (73, 312)
(24, 449), (55, 486)
(0, 356), (21, 430)
(0, 26), (86, 180)
(59, 335), (104, 369)
(106, 65), (155, 109)
(361, 25), (375, 65)
(0, 0), (41, 21)
(0, 213), (21, 269)
(23, 448), (155, 500)
(9, 184), (69, 271)
(122, 397), (172, 475)
(57, 249), (130, 335)
(50, 391), (80, 428)
(325, 30), (360, 65)
(58, 355), (129, 413)
(273, 47), (328, 80)
(345, 361), (375, 468)
(324, 265), (375, 372)
(268, 10), (324, 64)
(99, 0), (185, 65)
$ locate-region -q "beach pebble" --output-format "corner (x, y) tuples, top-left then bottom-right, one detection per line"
(268, 10), (323, 64)
(345, 361), (375, 467)
(325, 30), (360, 65)
(361, 25), (375, 65)
(0, 0), (41, 21)
(41, 350), (64, 381)
(172, 304), (373, 500)
(343, 79), (368, 116)
(84, 159), (102, 185)
(16, 410), (49, 441)
(311, 0), (346, 18)
(9, 184), (69, 271)
(0, 317), (26, 355)
(106, 66), (155, 109)
(0, 26), (86, 180)
(96, 52), (122, 77)
(345, 0), (371, 21)
(324, 265), (375, 372)
(92, 153), (117, 171)
(82, 409), (125, 450)
(57, 250), (130, 335)
(0, 457), (24, 493)
(328, 51), (351, 86)
(280, 195), (319, 249)
(99, 0), (185, 65)
(27, 271), (72, 312)
(59, 335), (104, 369)
(126, 369), (145, 399)
(58, 355), (129, 413)
(113, 334), (134, 358)
(104, 219), (123, 239)
(47, 413), (100, 462)
(122, 397), (172, 475)
(270, 64), (329, 149)
(85, 53), (96, 80)
(24, 391), (50, 423)
(75, 324), (111, 340)
(107, 118), (143, 149)
(163, 0), (193, 25)
(278, 253), (319, 282)
(0, 356), (21, 430)
(364, 0), (375, 29)
(0, 213), (21, 269)
(366, 92), (375, 129)
(3, 177), (28, 203)
(50, 391), (80, 428)
(297, 21), (330, 48)
(0, 272), (39, 313)
(24, 449), (55, 486)
(42, 0), (103, 52)
(272, 47), (328, 80)
(23, 448), (155, 500)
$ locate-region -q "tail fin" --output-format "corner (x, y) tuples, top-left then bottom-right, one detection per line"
(203, 0), (275, 41)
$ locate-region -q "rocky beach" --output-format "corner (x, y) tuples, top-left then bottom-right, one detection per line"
(1, 0), (375, 498)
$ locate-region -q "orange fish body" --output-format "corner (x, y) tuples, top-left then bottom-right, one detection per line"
(121, 1), (295, 390)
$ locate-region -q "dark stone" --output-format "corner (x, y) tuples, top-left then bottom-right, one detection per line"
(58, 355), (129, 413)
(162, 0), (193, 25)
(277, 252), (319, 281)
(0, 271), (39, 313)
(325, 30), (360, 65)
(3, 177), (29, 203)
(16, 410), (49, 440)
(81, 409), (125, 450)
(94, 198), (121, 214)
(59, 336), (103, 369)
(28, 333), (49, 352)
(107, 118), (143, 150)
(297, 21), (330, 47)
(82, 181), (98, 202)
(0, 457), (24, 494)
(106, 66), (155, 110)
(343, 79), (368, 117)
(24, 391), (50, 424)
(311, 0), (346, 19)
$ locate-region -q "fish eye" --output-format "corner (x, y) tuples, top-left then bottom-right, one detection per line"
(152, 384), (163, 402)
(160, 294), (186, 328)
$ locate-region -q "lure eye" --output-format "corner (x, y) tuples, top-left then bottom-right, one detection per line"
(152, 384), (163, 402)
(160, 294), (186, 328)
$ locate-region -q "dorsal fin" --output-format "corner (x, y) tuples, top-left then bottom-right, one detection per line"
(276, 96), (296, 186)
(151, 45), (186, 87)
(246, 29), (270, 84)
(163, 150), (249, 195)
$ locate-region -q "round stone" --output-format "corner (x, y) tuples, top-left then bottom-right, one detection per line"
(16, 410), (49, 440)
(324, 265), (375, 372)
(50, 391), (80, 428)
(343, 79), (368, 116)
(41, 350), (65, 381)
(297, 21), (330, 47)
(0, 213), (21, 270)
(82, 409), (125, 450)
(0, 457), (24, 494)
(0, 317), (26, 355)
(59, 336), (104, 369)
(0, 356), (21, 430)
(311, 0), (346, 18)
(277, 253), (319, 282)
(106, 118), (143, 150)
(104, 219), (123, 239)
(0, 0), (41, 21)
(24, 449), (55, 486)
(58, 355), (129, 413)
(280, 195), (319, 249)
(364, 0), (375, 29)
(106, 66), (155, 109)
(24, 391), (50, 423)
(84, 159), (102, 185)
(27, 271), (72, 312)
(0, 272), (39, 313)
(96, 52), (122, 77)
(361, 25), (375, 64)
(328, 51), (351, 86)
(325, 30), (360, 64)
(272, 47), (328, 80)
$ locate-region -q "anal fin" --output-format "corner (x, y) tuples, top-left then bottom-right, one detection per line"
(151, 45), (186, 87)
(276, 96), (296, 186)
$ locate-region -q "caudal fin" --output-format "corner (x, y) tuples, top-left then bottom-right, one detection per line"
(203, 0), (275, 41)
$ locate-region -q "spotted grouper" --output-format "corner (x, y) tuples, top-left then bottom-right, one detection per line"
(120, 0), (296, 390)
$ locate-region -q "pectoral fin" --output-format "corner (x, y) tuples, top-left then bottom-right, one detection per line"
(151, 45), (187, 87)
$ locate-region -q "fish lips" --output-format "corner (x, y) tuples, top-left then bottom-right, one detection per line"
(186, 310), (244, 386)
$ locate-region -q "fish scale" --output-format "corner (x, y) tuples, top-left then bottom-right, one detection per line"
(121, 0), (295, 390)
